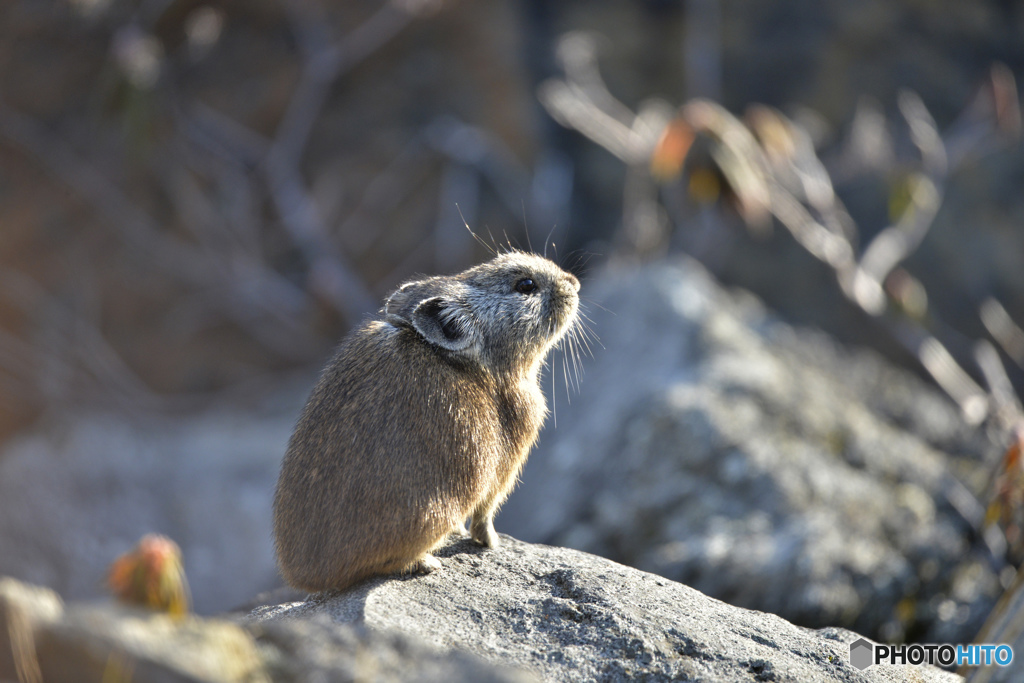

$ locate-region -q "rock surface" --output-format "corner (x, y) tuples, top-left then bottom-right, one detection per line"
(253, 535), (961, 683)
(0, 574), (523, 683)
(501, 256), (1002, 644)
(0, 575), (266, 683)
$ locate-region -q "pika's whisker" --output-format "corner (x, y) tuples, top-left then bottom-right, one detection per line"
(543, 223), (558, 260)
(457, 204), (497, 257)
(580, 297), (614, 315)
(576, 322), (600, 355)
(561, 349), (572, 403)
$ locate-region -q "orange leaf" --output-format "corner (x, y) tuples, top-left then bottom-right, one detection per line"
(651, 118), (695, 182)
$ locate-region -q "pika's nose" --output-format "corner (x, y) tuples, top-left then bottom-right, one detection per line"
(565, 272), (580, 292)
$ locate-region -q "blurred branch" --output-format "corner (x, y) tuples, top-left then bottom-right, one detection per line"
(849, 91), (945, 315)
(425, 116), (536, 221)
(946, 63), (1021, 168)
(184, 101), (269, 166)
(0, 101), (206, 282)
(976, 340), (1023, 430)
(748, 105), (858, 245)
(335, 135), (432, 255)
(0, 268), (178, 411)
(981, 298), (1024, 370)
(188, 0), (444, 322)
(540, 39), (1023, 430)
(182, 3), (528, 324)
(539, 33), (659, 164)
(261, 0), (432, 320)
(918, 336), (990, 426)
(272, 0), (422, 168)
(0, 100), (321, 365)
(263, 161), (376, 318)
(553, 32), (640, 135)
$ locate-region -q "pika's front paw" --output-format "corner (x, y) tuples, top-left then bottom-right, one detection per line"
(406, 553), (443, 575)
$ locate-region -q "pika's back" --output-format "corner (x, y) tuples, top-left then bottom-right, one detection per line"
(273, 251), (581, 592)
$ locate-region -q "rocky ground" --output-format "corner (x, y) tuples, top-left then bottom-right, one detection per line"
(2, 536), (964, 683)
(501, 255), (1004, 644)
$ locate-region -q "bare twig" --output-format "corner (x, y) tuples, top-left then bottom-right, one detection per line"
(976, 340), (1024, 430)
(539, 77), (645, 164)
(177, 1), (439, 322)
(946, 63), (1021, 168)
(435, 162), (481, 270)
(0, 269), (167, 409)
(259, 0), (438, 321)
(554, 32), (639, 133)
(0, 100), (320, 360)
(917, 336), (990, 426)
(982, 298), (1024, 370)
(336, 135), (433, 255)
(849, 172), (941, 314)
(5, 600), (42, 683)
(0, 102), (207, 282)
(271, 0), (419, 169)
(539, 33), (663, 165)
(850, 91), (946, 315)
(183, 101), (270, 165)
(264, 162), (377, 318)
(174, 1), (441, 325)
(538, 36), (1022, 431)
(425, 116), (538, 218)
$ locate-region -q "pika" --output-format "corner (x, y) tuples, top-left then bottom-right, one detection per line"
(272, 251), (581, 592)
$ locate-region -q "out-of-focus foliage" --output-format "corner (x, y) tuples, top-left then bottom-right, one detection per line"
(0, 0), (553, 440)
(107, 533), (190, 616)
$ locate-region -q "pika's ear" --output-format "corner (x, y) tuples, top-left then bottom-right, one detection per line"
(385, 282), (477, 352)
(409, 296), (477, 351)
(384, 281), (427, 326)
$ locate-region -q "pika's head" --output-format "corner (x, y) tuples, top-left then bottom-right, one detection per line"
(384, 252), (580, 372)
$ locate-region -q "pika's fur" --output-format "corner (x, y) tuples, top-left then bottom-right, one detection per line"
(273, 251), (581, 592)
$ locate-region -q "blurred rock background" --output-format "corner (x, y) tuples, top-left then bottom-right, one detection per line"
(1, 0), (1023, 650)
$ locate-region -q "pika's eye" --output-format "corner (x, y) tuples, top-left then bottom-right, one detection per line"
(514, 278), (537, 294)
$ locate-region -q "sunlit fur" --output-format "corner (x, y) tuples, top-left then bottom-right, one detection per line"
(273, 251), (583, 592)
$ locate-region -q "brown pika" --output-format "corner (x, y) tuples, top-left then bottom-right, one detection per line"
(272, 251), (581, 592)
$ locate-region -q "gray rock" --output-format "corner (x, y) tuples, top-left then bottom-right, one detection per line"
(252, 535), (961, 683)
(0, 575), (523, 683)
(500, 256), (1001, 643)
(0, 576), (62, 680)
(37, 605), (268, 683)
(1, 576), (267, 683)
(248, 616), (530, 683)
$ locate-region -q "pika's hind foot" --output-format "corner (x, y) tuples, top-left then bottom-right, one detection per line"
(405, 553), (442, 575)
(470, 516), (500, 549)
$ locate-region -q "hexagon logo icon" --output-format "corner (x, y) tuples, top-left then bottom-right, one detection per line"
(850, 638), (874, 670)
